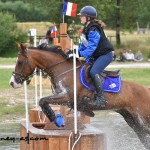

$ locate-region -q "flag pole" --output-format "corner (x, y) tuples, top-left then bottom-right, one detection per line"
(54, 23), (56, 38)
(62, 0), (64, 23)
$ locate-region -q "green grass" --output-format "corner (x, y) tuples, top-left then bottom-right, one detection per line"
(0, 69), (14, 89)
(0, 98), (32, 121)
(120, 68), (150, 86)
(0, 57), (16, 65)
(0, 98), (25, 117)
(0, 103), (25, 116)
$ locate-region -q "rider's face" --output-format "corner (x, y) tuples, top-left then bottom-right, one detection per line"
(80, 16), (86, 25)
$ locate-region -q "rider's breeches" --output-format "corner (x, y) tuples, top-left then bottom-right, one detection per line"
(90, 51), (113, 79)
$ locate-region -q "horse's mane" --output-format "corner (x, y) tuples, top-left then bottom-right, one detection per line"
(28, 45), (66, 58)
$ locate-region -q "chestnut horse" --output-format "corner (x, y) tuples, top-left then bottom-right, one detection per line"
(10, 43), (150, 149)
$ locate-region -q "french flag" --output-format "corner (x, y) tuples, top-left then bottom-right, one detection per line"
(63, 2), (77, 17)
(50, 23), (59, 37)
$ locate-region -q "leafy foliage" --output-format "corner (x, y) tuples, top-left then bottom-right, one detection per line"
(1, 0), (150, 29)
(0, 0), (150, 52)
(0, 1), (50, 22)
(0, 12), (27, 56)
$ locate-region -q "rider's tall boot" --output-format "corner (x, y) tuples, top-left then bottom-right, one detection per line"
(88, 74), (106, 107)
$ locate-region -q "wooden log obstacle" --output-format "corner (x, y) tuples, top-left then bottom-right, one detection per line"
(20, 121), (106, 150)
(20, 106), (106, 150)
(29, 106), (91, 125)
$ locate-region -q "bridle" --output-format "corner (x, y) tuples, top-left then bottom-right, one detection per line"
(12, 49), (34, 84)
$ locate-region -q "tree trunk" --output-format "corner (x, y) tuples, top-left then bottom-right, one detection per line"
(116, 0), (121, 45)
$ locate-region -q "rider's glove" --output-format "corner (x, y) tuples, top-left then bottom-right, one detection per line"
(66, 49), (80, 60)
(73, 48), (80, 58)
(66, 50), (73, 59)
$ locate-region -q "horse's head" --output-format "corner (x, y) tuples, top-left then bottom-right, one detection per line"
(9, 43), (36, 88)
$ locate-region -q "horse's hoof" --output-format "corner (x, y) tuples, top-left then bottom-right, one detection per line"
(84, 111), (95, 117)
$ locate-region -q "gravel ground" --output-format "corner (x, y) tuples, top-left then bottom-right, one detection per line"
(107, 62), (150, 68)
(0, 62), (150, 69)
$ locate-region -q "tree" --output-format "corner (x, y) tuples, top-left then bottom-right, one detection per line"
(3, 0), (150, 46)
(0, 1), (50, 22)
(0, 12), (26, 56)
(116, 0), (121, 45)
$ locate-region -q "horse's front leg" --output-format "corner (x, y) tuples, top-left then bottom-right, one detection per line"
(39, 95), (69, 122)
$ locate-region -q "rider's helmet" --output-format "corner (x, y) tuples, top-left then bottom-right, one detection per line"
(78, 6), (97, 18)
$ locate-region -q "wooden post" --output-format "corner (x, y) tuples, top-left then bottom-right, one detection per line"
(59, 23), (73, 51)
(53, 38), (59, 46)
(52, 23), (73, 51)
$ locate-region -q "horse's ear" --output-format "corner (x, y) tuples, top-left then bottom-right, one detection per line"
(18, 43), (26, 51)
(17, 43), (21, 50)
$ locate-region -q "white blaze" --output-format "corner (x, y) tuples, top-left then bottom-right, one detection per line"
(9, 75), (21, 89)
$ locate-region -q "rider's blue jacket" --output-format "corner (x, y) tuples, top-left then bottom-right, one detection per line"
(78, 22), (114, 60)
(78, 30), (100, 59)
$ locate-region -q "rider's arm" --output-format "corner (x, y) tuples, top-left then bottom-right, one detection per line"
(79, 30), (100, 59)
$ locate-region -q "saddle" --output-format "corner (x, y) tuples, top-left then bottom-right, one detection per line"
(83, 63), (120, 86)
(84, 63), (119, 77)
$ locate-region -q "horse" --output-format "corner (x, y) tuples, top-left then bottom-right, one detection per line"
(9, 43), (150, 149)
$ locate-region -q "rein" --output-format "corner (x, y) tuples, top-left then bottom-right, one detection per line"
(45, 60), (66, 69)
(44, 58), (82, 79)
(54, 65), (81, 79)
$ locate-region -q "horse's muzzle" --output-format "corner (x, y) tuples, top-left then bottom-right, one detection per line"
(9, 75), (21, 89)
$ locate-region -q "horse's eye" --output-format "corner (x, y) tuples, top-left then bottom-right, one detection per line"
(18, 61), (23, 66)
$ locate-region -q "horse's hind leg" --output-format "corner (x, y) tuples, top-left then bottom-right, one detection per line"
(117, 110), (150, 150)
(39, 96), (56, 122)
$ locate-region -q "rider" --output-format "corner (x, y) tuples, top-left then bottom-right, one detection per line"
(78, 6), (114, 107)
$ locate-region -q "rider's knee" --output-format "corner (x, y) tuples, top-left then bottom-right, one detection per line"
(90, 69), (95, 79)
